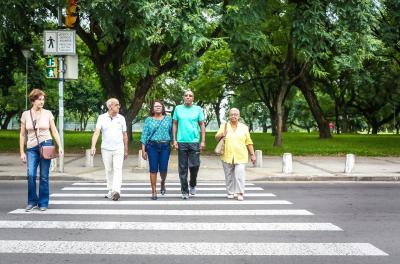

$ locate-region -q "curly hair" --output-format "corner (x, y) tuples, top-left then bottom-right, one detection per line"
(149, 100), (166, 116)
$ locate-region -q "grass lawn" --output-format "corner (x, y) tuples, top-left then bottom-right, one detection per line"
(1, 130), (399, 156)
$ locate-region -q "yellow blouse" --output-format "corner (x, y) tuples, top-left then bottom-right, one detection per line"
(216, 122), (253, 164)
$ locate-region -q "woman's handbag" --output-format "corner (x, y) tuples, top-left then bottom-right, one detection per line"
(30, 110), (59, 160)
(214, 123), (227, 155)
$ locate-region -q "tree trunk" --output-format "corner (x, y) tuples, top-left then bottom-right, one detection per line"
(79, 112), (84, 131)
(0, 111), (17, 130)
(371, 125), (379, 134)
(342, 110), (349, 133)
(296, 75), (331, 139)
(282, 106), (290, 132)
(273, 82), (289, 147)
(334, 102), (340, 134)
(126, 74), (155, 141)
(269, 108), (277, 136)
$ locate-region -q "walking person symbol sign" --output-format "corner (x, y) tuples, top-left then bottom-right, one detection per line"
(43, 30), (76, 55)
(47, 36), (55, 49)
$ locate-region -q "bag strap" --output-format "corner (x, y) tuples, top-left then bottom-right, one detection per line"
(29, 110), (40, 147)
(223, 123), (228, 136)
(147, 116), (166, 143)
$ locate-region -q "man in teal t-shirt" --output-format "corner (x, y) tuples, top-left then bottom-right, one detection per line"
(172, 90), (206, 199)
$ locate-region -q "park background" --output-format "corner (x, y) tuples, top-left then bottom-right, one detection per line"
(0, 1), (399, 156)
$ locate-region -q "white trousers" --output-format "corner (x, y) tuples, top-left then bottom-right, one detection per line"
(101, 148), (124, 193)
(221, 161), (246, 194)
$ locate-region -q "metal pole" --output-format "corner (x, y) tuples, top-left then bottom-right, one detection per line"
(58, 3), (64, 172)
(25, 57), (28, 111)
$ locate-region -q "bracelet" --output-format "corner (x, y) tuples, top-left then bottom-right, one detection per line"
(250, 153), (255, 156)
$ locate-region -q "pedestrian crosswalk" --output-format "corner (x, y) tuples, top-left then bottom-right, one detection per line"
(1, 181), (389, 259)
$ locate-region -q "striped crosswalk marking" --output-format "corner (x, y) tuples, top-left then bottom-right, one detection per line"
(0, 241), (388, 256)
(9, 209), (314, 216)
(0, 221), (343, 231)
(51, 193), (276, 198)
(49, 199), (292, 205)
(2, 181), (389, 258)
(61, 187), (264, 191)
(72, 182), (255, 186)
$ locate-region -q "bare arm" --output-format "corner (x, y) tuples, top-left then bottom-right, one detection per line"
(50, 118), (64, 156)
(123, 132), (128, 160)
(172, 120), (178, 149)
(19, 122), (27, 163)
(247, 144), (256, 164)
(90, 128), (101, 155)
(199, 121), (206, 150)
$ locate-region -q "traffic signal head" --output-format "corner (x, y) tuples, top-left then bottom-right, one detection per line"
(46, 56), (58, 79)
(65, 0), (78, 28)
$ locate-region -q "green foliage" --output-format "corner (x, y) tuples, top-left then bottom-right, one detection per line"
(1, 130), (399, 156)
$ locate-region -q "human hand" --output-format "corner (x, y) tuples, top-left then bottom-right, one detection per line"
(200, 142), (206, 151)
(20, 153), (27, 164)
(141, 151), (147, 160)
(250, 154), (256, 165)
(90, 147), (96, 156)
(173, 141), (178, 150)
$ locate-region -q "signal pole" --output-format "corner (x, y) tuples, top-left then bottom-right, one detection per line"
(57, 3), (64, 172)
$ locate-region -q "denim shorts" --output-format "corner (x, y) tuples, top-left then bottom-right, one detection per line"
(146, 141), (171, 173)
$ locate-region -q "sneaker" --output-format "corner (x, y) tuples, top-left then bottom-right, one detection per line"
(237, 194), (244, 201)
(234, 193), (238, 198)
(25, 204), (37, 212)
(104, 191), (112, 199)
(227, 194), (234, 199)
(189, 186), (196, 195)
(39, 207), (47, 211)
(112, 191), (120, 201)
(181, 193), (189, 200)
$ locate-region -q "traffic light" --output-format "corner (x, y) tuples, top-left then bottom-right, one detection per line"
(46, 56), (58, 79)
(65, 0), (78, 28)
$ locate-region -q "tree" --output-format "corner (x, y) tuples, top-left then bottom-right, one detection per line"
(45, 0), (229, 140)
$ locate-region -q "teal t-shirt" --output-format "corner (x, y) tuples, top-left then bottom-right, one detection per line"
(172, 104), (204, 143)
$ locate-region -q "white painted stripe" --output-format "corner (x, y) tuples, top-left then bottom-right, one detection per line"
(9, 209), (313, 216)
(0, 241), (388, 255)
(62, 187), (264, 191)
(0, 221), (342, 231)
(51, 193), (276, 198)
(72, 182), (255, 186)
(49, 200), (292, 205)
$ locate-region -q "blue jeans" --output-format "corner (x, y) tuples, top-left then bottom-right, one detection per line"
(146, 141), (171, 173)
(26, 139), (53, 207)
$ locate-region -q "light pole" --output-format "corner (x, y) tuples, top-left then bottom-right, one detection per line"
(21, 49), (34, 110)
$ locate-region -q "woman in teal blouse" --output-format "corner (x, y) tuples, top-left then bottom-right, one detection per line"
(140, 100), (172, 200)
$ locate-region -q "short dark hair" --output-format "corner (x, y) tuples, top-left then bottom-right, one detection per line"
(149, 100), (166, 116)
(29, 89), (46, 103)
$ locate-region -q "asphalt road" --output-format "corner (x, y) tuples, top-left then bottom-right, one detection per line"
(0, 181), (399, 264)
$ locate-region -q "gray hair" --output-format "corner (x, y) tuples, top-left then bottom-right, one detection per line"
(229, 108), (240, 115)
(183, 89), (194, 96)
(106, 98), (118, 109)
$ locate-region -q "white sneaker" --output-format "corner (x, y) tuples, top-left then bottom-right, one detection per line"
(190, 187), (196, 195)
(237, 194), (244, 201)
(104, 191), (112, 199)
(234, 193), (238, 198)
(227, 194), (234, 199)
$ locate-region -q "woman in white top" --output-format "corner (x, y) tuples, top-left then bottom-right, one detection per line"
(19, 89), (63, 212)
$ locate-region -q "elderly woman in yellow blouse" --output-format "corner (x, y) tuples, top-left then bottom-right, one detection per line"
(215, 108), (256, 201)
